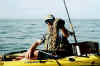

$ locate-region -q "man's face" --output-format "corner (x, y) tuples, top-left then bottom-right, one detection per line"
(45, 19), (54, 25)
(47, 22), (53, 26)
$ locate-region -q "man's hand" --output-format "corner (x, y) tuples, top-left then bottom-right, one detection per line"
(25, 49), (34, 59)
(25, 40), (42, 59)
(69, 32), (75, 36)
(57, 19), (65, 29)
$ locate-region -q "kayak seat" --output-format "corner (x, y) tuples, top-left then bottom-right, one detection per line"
(72, 41), (99, 56)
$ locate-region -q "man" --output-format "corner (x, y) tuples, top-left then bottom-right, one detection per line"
(25, 14), (73, 60)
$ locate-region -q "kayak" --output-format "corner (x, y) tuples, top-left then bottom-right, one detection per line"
(0, 54), (100, 66)
(0, 41), (100, 66)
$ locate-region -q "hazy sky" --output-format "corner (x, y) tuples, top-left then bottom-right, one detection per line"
(0, 0), (100, 19)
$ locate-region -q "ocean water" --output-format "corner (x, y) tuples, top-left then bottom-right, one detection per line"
(0, 19), (100, 55)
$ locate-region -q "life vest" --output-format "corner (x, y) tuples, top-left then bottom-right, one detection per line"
(44, 18), (69, 52)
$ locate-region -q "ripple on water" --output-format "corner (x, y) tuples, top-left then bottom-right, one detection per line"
(0, 19), (100, 55)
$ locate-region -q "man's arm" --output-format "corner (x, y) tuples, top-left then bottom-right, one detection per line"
(61, 26), (74, 37)
(28, 34), (45, 51)
(25, 40), (42, 59)
(57, 19), (74, 38)
(61, 26), (70, 38)
(29, 40), (42, 51)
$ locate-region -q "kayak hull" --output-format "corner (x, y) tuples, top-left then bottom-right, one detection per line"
(0, 54), (100, 66)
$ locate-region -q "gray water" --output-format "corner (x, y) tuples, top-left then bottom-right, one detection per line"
(0, 19), (100, 55)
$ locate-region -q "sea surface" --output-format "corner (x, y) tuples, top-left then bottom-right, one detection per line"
(0, 19), (100, 55)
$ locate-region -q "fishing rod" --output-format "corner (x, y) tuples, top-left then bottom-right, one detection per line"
(62, 0), (81, 56)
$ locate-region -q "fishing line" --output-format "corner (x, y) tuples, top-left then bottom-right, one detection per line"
(62, 0), (81, 56)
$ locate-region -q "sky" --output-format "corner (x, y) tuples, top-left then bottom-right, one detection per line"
(0, 0), (100, 19)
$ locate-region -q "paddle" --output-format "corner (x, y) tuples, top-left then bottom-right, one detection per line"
(1, 50), (27, 61)
(39, 51), (61, 66)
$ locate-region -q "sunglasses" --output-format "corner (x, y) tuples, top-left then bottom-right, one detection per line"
(45, 19), (54, 24)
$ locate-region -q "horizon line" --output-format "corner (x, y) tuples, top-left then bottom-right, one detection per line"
(0, 18), (100, 20)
